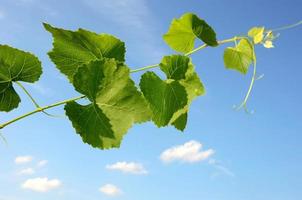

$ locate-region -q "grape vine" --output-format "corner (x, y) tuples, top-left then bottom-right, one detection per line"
(0, 13), (300, 149)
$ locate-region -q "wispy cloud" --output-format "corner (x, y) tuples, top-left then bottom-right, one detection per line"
(82, 0), (167, 63)
(37, 160), (48, 168)
(209, 159), (235, 178)
(106, 162), (148, 175)
(0, 195), (19, 200)
(99, 184), (122, 197)
(18, 168), (35, 175)
(21, 177), (61, 192)
(0, 9), (5, 20)
(160, 140), (215, 163)
(15, 156), (33, 164)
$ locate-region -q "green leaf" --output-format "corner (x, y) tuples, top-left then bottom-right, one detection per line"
(43, 23), (126, 82)
(171, 113), (187, 131)
(159, 55), (205, 130)
(223, 38), (254, 74)
(248, 27), (265, 44)
(0, 45), (42, 112)
(65, 102), (115, 147)
(141, 55), (204, 130)
(65, 59), (150, 149)
(139, 71), (187, 127)
(159, 55), (190, 80)
(163, 13), (218, 53)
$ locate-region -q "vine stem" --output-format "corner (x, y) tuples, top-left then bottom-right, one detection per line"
(130, 36), (245, 73)
(0, 95), (86, 129)
(0, 36), (243, 130)
(16, 82), (40, 108)
(15, 82), (61, 117)
(270, 20), (302, 32)
(236, 43), (257, 112)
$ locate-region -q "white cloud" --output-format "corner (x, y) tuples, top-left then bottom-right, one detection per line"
(18, 168), (35, 175)
(21, 177), (61, 192)
(99, 184), (122, 197)
(15, 156), (33, 164)
(37, 160), (48, 168)
(106, 162), (148, 175)
(160, 140), (215, 163)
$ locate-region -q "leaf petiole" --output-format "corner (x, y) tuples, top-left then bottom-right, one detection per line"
(0, 95), (86, 129)
(15, 81), (61, 118)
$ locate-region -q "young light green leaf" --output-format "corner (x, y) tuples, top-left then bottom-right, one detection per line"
(65, 59), (151, 149)
(163, 13), (218, 53)
(159, 55), (205, 130)
(248, 27), (265, 44)
(0, 45), (42, 112)
(43, 23), (125, 82)
(263, 40), (274, 48)
(223, 38), (254, 74)
(139, 71), (187, 127)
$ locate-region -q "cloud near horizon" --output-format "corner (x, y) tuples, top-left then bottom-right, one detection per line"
(99, 184), (122, 197)
(15, 156), (33, 164)
(106, 161), (148, 175)
(18, 168), (35, 175)
(21, 177), (61, 192)
(37, 160), (48, 168)
(160, 140), (215, 163)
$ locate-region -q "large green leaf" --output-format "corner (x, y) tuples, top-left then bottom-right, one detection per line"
(43, 23), (125, 82)
(0, 45), (42, 112)
(223, 38), (254, 74)
(163, 13), (218, 53)
(139, 71), (187, 127)
(65, 59), (150, 149)
(160, 55), (205, 130)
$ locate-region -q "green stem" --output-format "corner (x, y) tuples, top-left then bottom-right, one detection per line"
(130, 64), (159, 73)
(185, 43), (208, 56)
(15, 81), (60, 117)
(130, 36), (244, 72)
(16, 81), (40, 108)
(270, 20), (302, 32)
(0, 95), (86, 129)
(236, 45), (257, 112)
(0, 36), (244, 129)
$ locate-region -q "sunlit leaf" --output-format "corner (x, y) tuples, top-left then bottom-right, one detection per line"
(140, 55), (204, 131)
(160, 55), (204, 130)
(163, 13), (218, 53)
(44, 23), (125, 82)
(139, 71), (187, 127)
(65, 59), (150, 149)
(223, 39), (254, 74)
(248, 27), (265, 44)
(0, 45), (42, 112)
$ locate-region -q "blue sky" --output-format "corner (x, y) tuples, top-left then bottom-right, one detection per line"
(0, 0), (301, 199)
